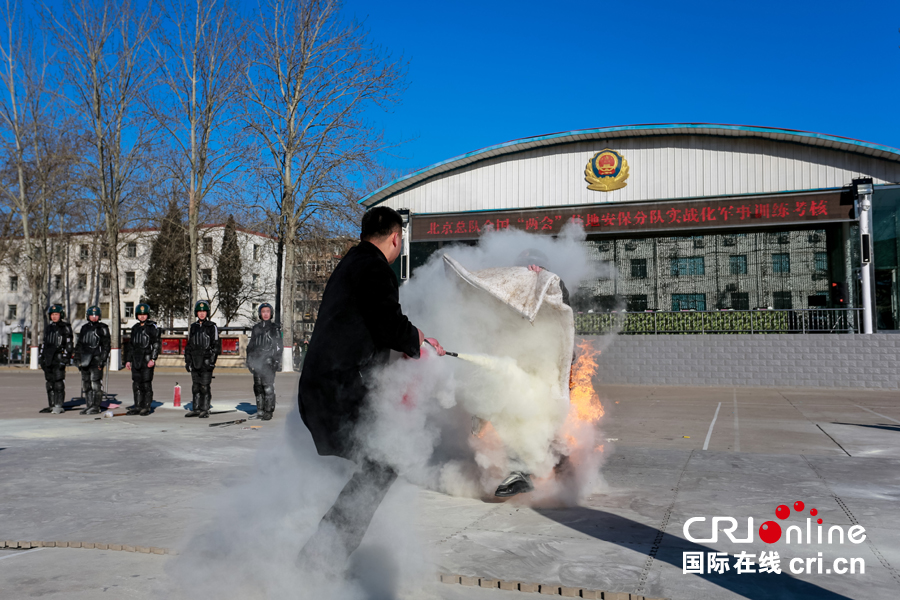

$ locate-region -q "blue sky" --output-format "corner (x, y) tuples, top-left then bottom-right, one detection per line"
(344, 0), (900, 177)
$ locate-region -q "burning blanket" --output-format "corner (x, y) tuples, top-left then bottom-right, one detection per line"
(442, 255), (575, 479)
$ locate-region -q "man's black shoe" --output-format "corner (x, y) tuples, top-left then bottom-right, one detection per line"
(494, 471), (534, 497)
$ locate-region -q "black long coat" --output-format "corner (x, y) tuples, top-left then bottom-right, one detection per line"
(298, 241), (420, 459)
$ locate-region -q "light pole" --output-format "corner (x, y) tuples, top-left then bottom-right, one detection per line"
(853, 178), (874, 334)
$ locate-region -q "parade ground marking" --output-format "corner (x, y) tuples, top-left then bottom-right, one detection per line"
(703, 402), (722, 450)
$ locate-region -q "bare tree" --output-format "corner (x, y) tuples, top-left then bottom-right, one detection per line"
(149, 0), (247, 309)
(49, 0), (157, 366)
(0, 1), (72, 349)
(243, 0), (406, 367)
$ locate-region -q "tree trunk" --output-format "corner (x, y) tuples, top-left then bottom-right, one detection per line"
(105, 212), (121, 369)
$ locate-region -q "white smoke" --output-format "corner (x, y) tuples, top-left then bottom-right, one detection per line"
(357, 223), (610, 503)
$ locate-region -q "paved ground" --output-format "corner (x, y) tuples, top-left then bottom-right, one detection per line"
(0, 366), (898, 599)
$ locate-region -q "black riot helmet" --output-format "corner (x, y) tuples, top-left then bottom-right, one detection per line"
(194, 300), (210, 316)
(87, 305), (101, 318)
(136, 303), (151, 317)
(258, 302), (274, 320)
(48, 304), (64, 319)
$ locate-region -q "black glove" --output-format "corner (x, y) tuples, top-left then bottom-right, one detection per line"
(185, 363), (192, 373)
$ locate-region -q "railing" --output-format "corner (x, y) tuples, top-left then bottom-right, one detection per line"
(575, 308), (863, 335)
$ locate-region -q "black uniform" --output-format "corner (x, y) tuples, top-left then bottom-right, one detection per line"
(247, 319), (282, 418)
(39, 320), (74, 411)
(296, 241), (420, 572)
(127, 320), (161, 414)
(184, 318), (220, 415)
(75, 320), (110, 414)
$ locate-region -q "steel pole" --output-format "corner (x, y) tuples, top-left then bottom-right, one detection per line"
(859, 190), (874, 334)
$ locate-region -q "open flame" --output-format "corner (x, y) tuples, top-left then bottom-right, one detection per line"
(568, 339), (603, 423)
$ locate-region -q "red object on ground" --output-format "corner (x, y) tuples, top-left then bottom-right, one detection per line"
(173, 384), (182, 408)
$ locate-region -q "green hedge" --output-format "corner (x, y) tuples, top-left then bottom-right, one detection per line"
(575, 311), (791, 335)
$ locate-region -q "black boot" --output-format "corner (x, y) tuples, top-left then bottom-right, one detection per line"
(51, 389), (65, 414)
(40, 390), (54, 413)
(140, 389), (153, 416)
(494, 472), (534, 497)
(85, 389), (102, 415)
(79, 386), (91, 414)
(198, 391), (210, 418)
(262, 393), (275, 421)
(127, 390), (142, 415)
(185, 393), (201, 417)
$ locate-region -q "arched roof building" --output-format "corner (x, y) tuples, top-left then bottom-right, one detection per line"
(364, 124), (900, 332)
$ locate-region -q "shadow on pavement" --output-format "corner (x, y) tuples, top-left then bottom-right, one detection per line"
(536, 506), (854, 600)
(831, 422), (900, 433)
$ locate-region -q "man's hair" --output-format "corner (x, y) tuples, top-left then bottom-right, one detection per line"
(360, 206), (403, 241)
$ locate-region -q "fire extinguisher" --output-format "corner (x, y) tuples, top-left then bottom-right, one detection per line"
(173, 382), (182, 408)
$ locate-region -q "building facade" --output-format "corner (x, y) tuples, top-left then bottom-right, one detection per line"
(360, 124), (900, 332)
(1, 225), (279, 361)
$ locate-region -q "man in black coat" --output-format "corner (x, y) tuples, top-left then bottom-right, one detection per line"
(75, 305), (110, 415)
(297, 206), (445, 573)
(39, 305), (74, 414)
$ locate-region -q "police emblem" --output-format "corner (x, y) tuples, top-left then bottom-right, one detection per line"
(584, 149), (629, 192)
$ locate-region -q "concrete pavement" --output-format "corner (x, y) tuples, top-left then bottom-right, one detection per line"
(0, 369), (898, 599)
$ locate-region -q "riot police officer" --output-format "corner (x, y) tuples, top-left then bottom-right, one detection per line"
(39, 305), (74, 414)
(125, 303), (161, 416)
(247, 302), (282, 420)
(75, 306), (110, 415)
(184, 300), (220, 418)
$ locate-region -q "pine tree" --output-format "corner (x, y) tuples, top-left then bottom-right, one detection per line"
(143, 200), (191, 326)
(216, 215), (243, 325)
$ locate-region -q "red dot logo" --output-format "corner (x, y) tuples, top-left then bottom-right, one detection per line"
(810, 508), (818, 516)
(794, 501), (805, 512)
(760, 521), (782, 543)
(817, 518), (823, 525)
(776, 505), (790, 519)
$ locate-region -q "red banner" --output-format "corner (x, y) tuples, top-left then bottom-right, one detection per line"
(411, 191), (849, 241)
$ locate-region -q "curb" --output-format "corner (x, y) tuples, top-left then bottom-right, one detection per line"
(438, 573), (669, 599)
(0, 540), (173, 555)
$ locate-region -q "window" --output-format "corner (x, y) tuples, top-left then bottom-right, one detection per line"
(203, 237), (213, 254)
(729, 255), (748, 275)
(630, 259), (647, 279)
(772, 253), (790, 274)
(253, 244), (260, 261)
(814, 251), (828, 272)
(626, 295), (648, 312)
(100, 302), (110, 319)
(773, 291), (792, 309)
(79, 245), (90, 260)
(294, 300), (303, 312)
(9, 275), (17, 291)
(731, 292), (750, 310)
(200, 268), (212, 285)
(672, 294), (706, 311)
(53, 274), (62, 291)
(101, 273), (111, 291)
(76, 303), (86, 319)
(125, 271), (135, 289)
(251, 303), (259, 316)
(7, 304), (16, 319)
(77, 274), (87, 291)
(126, 242), (137, 258)
(670, 257), (705, 276)
(100, 245), (109, 259)
(252, 274), (259, 290)
(124, 302), (134, 318)
(808, 294), (827, 308)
